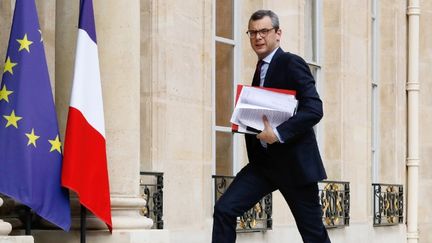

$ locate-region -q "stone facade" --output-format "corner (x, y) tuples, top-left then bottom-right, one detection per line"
(0, 0), (431, 243)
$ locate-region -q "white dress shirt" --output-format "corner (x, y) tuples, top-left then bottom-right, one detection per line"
(257, 48), (284, 145)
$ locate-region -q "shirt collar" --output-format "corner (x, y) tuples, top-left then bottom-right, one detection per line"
(262, 47), (279, 64)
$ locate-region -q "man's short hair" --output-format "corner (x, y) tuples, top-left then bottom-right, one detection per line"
(249, 10), (280, 30)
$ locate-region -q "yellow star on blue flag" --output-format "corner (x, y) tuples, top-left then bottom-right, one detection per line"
(17, 34), (33, 52)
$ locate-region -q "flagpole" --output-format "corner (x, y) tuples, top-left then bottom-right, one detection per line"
(80, 205), (87, 243)
(24, 206), (31, 235)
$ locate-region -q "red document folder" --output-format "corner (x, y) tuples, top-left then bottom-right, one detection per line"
(231, 84), (296, 134)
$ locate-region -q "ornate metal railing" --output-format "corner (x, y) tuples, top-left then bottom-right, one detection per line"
(1, 172), (166, 231)
(318, 181), (350, 228)
(372, 183), (403, 226)
(212, 175), (272, 232)
(140, 171), (164, 229)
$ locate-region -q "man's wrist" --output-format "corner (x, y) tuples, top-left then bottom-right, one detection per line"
(273, 128), (284, 143)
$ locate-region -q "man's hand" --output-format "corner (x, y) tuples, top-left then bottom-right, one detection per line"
(256, 116), (279, 144)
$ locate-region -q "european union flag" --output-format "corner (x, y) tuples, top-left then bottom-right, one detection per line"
(0, 0), (71, 230)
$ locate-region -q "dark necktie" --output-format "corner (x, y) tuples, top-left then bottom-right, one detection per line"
(251, 60), (263, 87)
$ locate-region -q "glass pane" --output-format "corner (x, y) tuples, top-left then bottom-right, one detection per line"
(216, 0), (233, 39)
(304, 0), (317, 62)
(216, 131), (233, 176)
(216, 42), (234, 127)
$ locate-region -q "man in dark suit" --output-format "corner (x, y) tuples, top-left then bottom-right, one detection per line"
(212, 10), (331, 243)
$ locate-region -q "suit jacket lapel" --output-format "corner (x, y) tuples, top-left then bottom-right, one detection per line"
(263, 47), (284, 87)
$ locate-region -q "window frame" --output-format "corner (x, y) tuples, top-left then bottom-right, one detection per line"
(212, 0), (242, 176)
(304, 0), (323, 145)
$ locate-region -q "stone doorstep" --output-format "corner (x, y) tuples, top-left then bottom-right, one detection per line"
(31, 229), (170, 243)
(0, 236), (34, 243)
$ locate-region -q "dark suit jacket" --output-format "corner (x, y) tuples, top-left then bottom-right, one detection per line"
(245, 48), (327, 186)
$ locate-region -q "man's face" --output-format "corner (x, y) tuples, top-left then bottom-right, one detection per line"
(248, 16), (281, 59)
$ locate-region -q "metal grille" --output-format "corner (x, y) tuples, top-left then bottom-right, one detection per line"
(213, 175), (272, 232)
(372, 183), (403, 226)
(140, 171), (164, 229)
(318, 181), (350, 228)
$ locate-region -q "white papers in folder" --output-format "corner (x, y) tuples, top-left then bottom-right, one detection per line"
(230, 86), (298, 132)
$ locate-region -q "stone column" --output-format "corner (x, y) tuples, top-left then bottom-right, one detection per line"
(56, 0), (151, 230)
(0, 1), (12, 61)
(36, 0), (56, 91)
(95, 0), (152, 230)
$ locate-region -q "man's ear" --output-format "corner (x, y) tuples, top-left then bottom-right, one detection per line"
(276, 28), (282, 41)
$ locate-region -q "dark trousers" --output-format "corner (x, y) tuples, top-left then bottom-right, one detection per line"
(212, 163), (330, 243)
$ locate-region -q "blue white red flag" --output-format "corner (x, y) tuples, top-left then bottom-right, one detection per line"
(61, 0), (112, 231)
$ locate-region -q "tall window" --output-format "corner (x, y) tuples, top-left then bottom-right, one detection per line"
(371, 0), (380, 183)
(304, 0), (322, 138)
(213, 0), (239, 176)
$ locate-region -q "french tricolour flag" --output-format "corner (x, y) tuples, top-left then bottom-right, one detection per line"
(61, 0), (112, 231)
